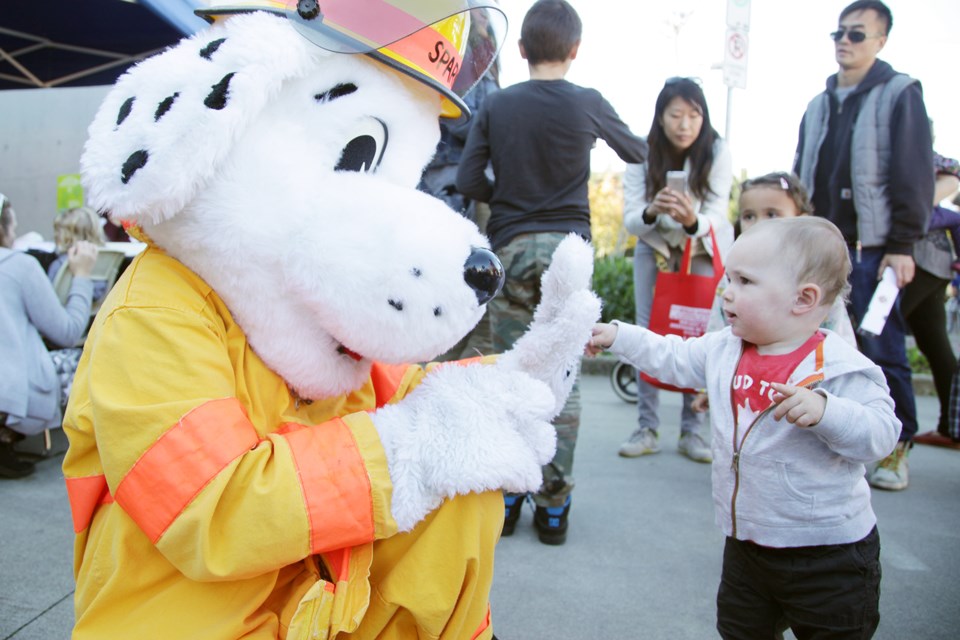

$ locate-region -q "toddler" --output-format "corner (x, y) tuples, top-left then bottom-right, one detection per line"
(589, 216), (900, 638)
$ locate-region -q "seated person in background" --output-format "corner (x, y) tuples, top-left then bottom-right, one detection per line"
(47, 206), (108, 301)
(0, 193), (97, 478)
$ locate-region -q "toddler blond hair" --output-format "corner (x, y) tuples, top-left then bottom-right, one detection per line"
(744, 216), (851, 306)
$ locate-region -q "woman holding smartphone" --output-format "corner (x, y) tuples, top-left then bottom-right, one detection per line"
(619, 76), (734, 463)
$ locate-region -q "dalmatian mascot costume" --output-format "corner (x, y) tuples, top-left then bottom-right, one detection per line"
(62, 1), (600, 638)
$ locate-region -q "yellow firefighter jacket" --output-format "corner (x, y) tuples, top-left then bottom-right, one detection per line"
(63, 246), (498, 639)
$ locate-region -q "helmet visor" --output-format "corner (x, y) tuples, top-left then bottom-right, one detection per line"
(285, 0), (505, 100)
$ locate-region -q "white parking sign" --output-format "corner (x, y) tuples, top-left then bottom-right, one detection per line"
(723, 0), (750, 89)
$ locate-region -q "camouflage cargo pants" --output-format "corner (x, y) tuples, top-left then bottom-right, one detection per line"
(490, 232), (582, 508)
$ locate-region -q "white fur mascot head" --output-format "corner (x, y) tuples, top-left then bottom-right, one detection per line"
(81, 2), (508, 400)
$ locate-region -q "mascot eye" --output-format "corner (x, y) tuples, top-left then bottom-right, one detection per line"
(335, 117), (388, 173)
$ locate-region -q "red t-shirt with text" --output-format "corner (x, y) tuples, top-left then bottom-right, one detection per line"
(733, 332), (826, 426)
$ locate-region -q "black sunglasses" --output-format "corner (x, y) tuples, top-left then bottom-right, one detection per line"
(830, 28), (882, 43)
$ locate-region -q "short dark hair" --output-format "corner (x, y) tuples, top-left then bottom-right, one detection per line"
(840, 0), (893, 34)
(520, 0), (582, 65)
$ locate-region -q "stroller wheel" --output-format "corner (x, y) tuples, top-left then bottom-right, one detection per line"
(610, 361), (638, 403)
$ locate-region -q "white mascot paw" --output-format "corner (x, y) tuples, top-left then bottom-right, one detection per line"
(372, 234), (600, 532)
(497, 234), (602, 416)
(372, 365), (557, 532)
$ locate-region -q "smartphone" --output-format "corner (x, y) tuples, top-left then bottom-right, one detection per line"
(666, 170), (687, 194)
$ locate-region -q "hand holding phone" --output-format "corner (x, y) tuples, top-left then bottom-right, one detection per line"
(666, 170), (687, 194)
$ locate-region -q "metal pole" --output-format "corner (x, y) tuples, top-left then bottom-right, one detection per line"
(725, 85), (734, 143)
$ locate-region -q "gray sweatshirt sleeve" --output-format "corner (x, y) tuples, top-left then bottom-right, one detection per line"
(21, 256), (93, 347)
(810, 369), (902, 464)
(608, 320), (710, 390)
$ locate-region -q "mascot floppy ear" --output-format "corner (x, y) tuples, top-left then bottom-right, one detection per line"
(81, 14), (321, 224)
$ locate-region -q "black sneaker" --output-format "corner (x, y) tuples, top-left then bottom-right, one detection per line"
(0, 442), (35, 479)
(501, 493), (526, 536)
(534, 496), (571, 545)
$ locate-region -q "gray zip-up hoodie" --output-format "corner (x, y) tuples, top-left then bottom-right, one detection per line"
(609, 322), (901, 547)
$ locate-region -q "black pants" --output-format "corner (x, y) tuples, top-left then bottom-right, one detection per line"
(716, 527), (881, 640)
(900, 268), (957, 434)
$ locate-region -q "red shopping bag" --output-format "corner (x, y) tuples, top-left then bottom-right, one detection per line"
(640, 228), (723, 393)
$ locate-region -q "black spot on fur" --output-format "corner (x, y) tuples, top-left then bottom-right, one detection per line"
(204, 73), (235, 110)
(154, 92), (179, 121)
(199, 38), (226, 60)
(117, 97), (135, 125)
(411, 267), (422, 277)
(121, 150), (149, 184)
(315, 83), (357, 103)
(433, 307), (442, 317)
(388, 299), (404, 311)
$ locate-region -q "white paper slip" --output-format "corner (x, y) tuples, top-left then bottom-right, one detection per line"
(858, 266), (899, 336)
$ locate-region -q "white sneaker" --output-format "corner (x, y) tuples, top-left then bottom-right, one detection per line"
(618, 427), (660, 457)
(678, 432), (712, 463)
(868, 442), (909, 491)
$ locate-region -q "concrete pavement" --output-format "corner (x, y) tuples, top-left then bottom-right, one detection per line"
(2, 374), (958, 639)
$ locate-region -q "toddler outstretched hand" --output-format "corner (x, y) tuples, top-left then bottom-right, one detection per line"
(586, 322), (619, 356)
(770, 382), (826, 428)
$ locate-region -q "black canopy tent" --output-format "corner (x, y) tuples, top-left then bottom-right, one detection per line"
(0, 0), (206, 237)
(0, 0), (201, 90)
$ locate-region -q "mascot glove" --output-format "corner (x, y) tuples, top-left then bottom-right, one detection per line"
(372, 235), (600, 532)
(497, 234), (602, 417)
(372, 365), (558, 532)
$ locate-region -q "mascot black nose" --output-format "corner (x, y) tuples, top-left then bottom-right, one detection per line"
(463, 247), (504, 306)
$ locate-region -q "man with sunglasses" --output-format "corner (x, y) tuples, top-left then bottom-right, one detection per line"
(794, 0), (933, 493)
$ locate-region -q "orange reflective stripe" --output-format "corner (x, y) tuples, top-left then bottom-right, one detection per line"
(281, 418), (375, 554)
(114, 398), (259, 543)
(323, 547), (352, 583)
(65, 474), (114, 533)
(370, 362), (410, 406)
(469, 603), (492, 640)
(387, 26), (462, 90)
(795, 342), (826, 388)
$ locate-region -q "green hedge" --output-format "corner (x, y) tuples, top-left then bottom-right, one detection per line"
(907, 346), (931, 374)
(592, 255), (636, 324)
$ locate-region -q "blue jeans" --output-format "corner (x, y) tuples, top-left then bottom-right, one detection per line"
(848, 248), (917, 442)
